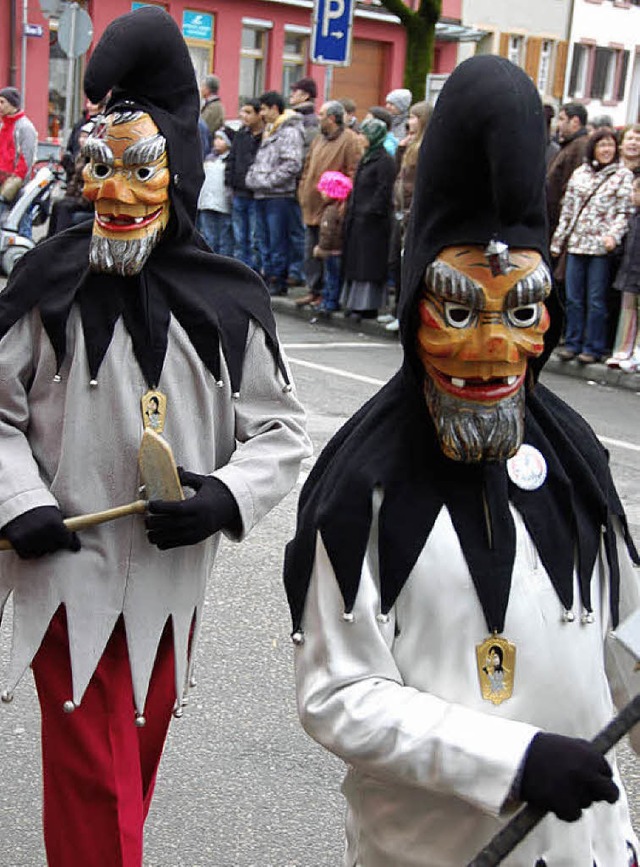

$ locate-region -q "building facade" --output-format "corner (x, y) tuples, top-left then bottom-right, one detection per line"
(457, 0), (639, 124)
(458, 0), (571, 107)
(565, 0), (640, 125)
(2, 0), (475, 143)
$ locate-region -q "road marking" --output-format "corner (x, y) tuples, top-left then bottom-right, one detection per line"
(288, 356), (387, 387)
(599, 435), (640, 454)
(283, 342), (394, 349)
(289, 357), (640, 456)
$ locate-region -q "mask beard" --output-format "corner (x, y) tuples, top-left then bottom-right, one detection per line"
(89, 230), (162, 277)
(424, 375), (525, 463)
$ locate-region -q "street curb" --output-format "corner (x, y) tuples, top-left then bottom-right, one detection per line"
(271, 294), (640, 394)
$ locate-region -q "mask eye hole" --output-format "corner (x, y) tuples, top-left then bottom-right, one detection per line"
(92, 163), (112, 180)
(135, 166), (155, 182)
(507, 304), (540, 328)
(443, 302), (474, 329)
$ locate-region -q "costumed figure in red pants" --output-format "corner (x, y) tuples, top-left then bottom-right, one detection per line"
(0, 8), (311, 866)
(285, 56), (640, 866)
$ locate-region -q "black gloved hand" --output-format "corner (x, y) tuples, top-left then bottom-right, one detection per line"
(520, 732), (619, 822)
(145, 468), (241, 550)
(2, 506), (81, 559)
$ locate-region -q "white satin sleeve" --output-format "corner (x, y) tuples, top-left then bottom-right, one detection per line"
(294, 531), (539, 818)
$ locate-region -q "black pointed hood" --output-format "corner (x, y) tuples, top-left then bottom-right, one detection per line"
(401, 55), (561, 383)
(84, 5), (202, 237)
(284, 56), (637, 637)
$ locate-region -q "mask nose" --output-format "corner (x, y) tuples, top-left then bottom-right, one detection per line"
(97, 174), (138, 205)
(458, 322), (519, 363)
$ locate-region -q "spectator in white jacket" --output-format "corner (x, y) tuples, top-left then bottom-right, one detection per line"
(196, 128), (233, 256)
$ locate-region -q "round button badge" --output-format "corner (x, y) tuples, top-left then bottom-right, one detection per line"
(507, 443), (547, 491)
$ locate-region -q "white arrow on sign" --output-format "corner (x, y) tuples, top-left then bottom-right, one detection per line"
(331, 31), (344, 38)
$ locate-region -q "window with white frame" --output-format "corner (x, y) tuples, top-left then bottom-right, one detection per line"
(239, 23), (269, 108)
(537, 40), (553, 94)
(568, 44), (591, 98)
(508, 35), (524, 67)
(282, 28), (309, 96)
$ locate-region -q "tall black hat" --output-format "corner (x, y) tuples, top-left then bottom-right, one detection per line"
(400, 55), (560, 380)
(84, 6), (203, 239)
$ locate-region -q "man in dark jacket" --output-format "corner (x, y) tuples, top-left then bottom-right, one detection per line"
(546, 102), (589, 240)
(289, 76), (319, 158)
(225, 98), (265, 270)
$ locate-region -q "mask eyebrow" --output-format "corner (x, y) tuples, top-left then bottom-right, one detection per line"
(425, 260), (484, 308)
(505, 261), (552, 307)
(83, 137), (113, 164)
(122, 134), (167, 167)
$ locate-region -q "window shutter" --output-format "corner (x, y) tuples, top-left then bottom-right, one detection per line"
(524, 37), (542, 81)
(553, 40), (569, 99)
(499, 33), (510, 58)
(617, 50), (630, 101)
(590, 47), (610, 99)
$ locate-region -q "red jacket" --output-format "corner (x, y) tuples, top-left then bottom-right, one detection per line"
(0, 110), (37, 179)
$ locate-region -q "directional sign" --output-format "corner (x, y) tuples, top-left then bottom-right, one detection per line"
(57, 4), (93, 59)
(24, 23), (44, 37)
(311, 0), (355, 67)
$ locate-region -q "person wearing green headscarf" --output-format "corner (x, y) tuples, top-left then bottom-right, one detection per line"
(340, 118), (396, 319)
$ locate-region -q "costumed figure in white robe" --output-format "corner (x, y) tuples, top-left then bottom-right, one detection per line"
(0, 8), (311, 866)
(284, 56), (640, 867)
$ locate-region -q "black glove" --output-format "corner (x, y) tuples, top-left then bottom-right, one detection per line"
(520, 732), (619, 822)
(2, 506), (81, 559)
(145, 468), (241, 550)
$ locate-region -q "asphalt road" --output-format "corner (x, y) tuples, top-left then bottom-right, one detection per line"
(0, 312), (638, 866)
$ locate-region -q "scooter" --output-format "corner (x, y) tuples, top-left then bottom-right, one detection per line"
(0, 164), (62, 276)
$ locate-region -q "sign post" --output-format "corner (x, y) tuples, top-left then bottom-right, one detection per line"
(58, 3), (94, 142)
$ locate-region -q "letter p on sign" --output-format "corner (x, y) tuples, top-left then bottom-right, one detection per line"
(322, 0), (345, 37)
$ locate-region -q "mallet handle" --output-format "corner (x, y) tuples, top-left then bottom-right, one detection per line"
(0, 500), (148, 551)
(468, 692), (640, 867)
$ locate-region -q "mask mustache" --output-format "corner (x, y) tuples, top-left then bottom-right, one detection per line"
(89, 230), (161, 277)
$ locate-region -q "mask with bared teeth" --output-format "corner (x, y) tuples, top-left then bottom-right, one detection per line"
(82, 111), (170, 276)
(416, 244), (551, 463)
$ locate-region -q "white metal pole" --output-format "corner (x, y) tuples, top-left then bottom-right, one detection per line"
(63, 3), (79, 143)
(324, 65), (333, 102)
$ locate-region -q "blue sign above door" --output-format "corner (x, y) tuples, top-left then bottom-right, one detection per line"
(182, 10), (213, 41)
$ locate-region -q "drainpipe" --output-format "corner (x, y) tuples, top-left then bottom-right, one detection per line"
(9, 0), (17, 86)
(21, 0), (28, 99)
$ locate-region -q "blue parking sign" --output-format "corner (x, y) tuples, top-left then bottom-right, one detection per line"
(311, 0), (355, 66)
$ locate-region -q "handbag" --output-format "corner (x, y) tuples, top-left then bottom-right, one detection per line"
(0, 173), (22, 203)
(552, 172), (613, 282)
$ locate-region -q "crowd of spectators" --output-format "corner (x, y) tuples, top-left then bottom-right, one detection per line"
(189, 78), (437, 327)
(45, 76), (640, 368)
(546, 103), (640, 371)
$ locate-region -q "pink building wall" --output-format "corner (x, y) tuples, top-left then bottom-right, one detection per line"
(4, 0), (462, 139)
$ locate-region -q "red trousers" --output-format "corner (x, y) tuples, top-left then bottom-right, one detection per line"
(31, 608), (176, 867)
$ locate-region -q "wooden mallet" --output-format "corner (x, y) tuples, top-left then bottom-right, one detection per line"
(0, 429), (183, 551)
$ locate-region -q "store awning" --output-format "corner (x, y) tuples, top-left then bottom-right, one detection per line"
(436, 21), (488, 43)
